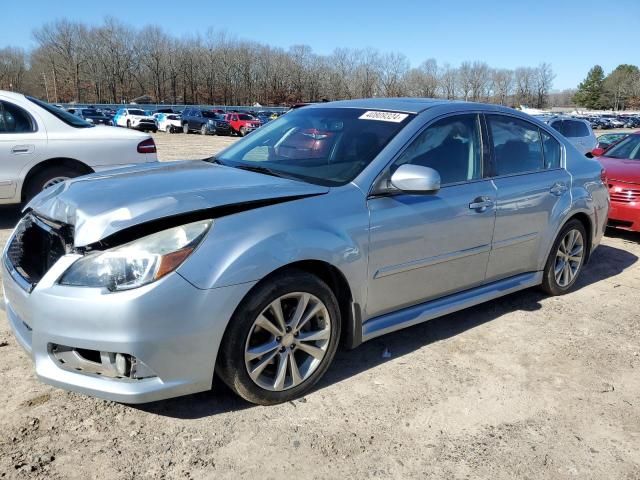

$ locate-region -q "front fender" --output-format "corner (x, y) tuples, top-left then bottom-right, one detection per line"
(177, 187), (370, 306)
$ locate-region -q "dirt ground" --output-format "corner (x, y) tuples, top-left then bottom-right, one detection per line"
(0, 131), (639, 479)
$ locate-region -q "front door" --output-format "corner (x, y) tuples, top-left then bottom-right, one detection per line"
(0, 100), (46, 200)
(366, 113), (496, 318)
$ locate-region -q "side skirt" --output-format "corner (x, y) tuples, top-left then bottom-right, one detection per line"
(361, 271), (543, 342)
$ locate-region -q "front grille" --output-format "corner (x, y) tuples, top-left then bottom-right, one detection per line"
(608, 184), (640, 204)
(5, 214), (74, 286)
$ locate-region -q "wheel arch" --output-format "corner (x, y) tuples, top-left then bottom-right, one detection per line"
(21, 157), (94, 202)
(563, 211), (593, 264)
(227, 260), (362, 353)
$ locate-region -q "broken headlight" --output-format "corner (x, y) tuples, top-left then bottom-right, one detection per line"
(59, 220), (212, 291)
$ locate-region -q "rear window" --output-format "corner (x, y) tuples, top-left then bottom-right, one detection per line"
(564, 120), (590, 138)
(27, 96), (93, 128)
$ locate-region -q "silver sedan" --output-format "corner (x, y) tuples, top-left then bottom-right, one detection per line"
(2, 98), (609, 405)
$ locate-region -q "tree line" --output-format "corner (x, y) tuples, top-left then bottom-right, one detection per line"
(0, 18), (557, 107)
(573, 64), (640, 111)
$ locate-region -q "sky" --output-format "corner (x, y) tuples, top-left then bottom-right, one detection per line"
(1, 0), (636, 91)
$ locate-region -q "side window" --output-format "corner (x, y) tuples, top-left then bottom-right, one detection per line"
(487, 115), (543, 176)
(394, 114), (482, 185)
(0, 101), (35, 134)
(541, 130), (561, 169)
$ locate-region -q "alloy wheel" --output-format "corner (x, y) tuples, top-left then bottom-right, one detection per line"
(43, 176), (70, 189)
(244, 292), (331, 391)
(554, 228), (584, 287)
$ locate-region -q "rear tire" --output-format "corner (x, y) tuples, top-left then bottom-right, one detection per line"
(126, 120), (131, 129)
(183, 123), (189, 134)
(24, 165), (88, 203)
(217, 270), (341, 405)
(540, 219), (587, 295)
(200, 124), (207, 135)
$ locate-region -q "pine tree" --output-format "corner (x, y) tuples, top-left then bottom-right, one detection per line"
(573, 66), (606, 109)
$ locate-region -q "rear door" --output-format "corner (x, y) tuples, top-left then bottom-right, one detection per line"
(0, 100), (47, 201)
(367, 113), (497, 317)
(484, 114), (570, 281)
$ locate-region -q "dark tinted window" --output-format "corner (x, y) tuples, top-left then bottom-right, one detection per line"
(128, 109), (146, 116)
(394, 114), (482, 185)
(238, 114), (254, 120)
(202, 111), (218, 118)
(82, 109), (100, 116)
(604, 134), (640, 160)
(0, 101), (36, 133)
(215, 107), (413, 186)
(564, 120), (590, 138)
(550, 120), (564, 134)
(542, 131), (561, 169)
(487, 115), (543, 175)
(27, 96), (93, 128)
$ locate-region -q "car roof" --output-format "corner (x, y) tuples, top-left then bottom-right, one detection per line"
(0, 90), (27, 102)
(304, 97), (533, 116)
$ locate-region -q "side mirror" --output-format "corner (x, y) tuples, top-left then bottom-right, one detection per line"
(390, 164), (441, 194)
(591, 147), (605, 157)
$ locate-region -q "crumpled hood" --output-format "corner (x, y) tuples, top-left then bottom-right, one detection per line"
(27, 161), (328, 247)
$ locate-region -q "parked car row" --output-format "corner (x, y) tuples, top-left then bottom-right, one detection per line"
(580, 115), (640, 130)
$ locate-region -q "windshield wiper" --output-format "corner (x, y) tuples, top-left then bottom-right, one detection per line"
(233, 164), (287, 178)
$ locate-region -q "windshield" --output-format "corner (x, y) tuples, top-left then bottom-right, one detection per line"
(605, 134), (640, 160)
(167, 114), (180, 120)
(82, 109), (101, 116)
(27, 96), (93, 128)
(128, 109), (146, 116)
(238, 114), (254, 120)
(214, 107), (414, 186)
(202, 111), (219, 118)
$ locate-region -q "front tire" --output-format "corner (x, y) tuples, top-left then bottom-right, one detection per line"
(183, 123), (189, 134)
(200, 124), (208, 135)
(217, 270), (341, 405)
(23, 165), (87, 203)
(540, 219), (587, 295)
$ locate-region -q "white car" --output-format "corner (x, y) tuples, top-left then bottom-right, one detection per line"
(154, 113), (182, 133)
(113, 108), (157, 132)
(0, 91), (158, 205)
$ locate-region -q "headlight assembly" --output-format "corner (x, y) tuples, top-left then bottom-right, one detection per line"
(59, 220), (212, 291)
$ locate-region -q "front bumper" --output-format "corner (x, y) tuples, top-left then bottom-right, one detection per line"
(2, 255), (255, 403)
(607, 181), (640, 232)
(608, 202), (640, 231)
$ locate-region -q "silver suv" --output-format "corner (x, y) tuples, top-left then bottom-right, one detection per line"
(2, 99), (609, 405)
(538, 115), (598, 155)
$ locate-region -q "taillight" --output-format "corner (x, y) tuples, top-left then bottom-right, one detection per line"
(137, 138), (156, 154)
(600, 168), (607, 183)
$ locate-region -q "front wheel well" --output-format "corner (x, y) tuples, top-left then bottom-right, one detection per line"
(237, 260), (360, 350)
(22, 158), (93, 202)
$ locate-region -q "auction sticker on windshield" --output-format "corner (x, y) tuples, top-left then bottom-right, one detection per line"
(359, 111), (409, 122)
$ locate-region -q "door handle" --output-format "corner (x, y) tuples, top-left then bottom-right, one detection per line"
(11, 145), (32, 154)
(549, 182), (568, 196)
(469, 196), (494, 211)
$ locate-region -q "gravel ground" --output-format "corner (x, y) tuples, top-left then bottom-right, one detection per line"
(0, 131), (639, 479)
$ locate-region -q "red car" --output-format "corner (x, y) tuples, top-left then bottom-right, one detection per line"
(598, 131), (640, 231)
(224, 113), (261, 136)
